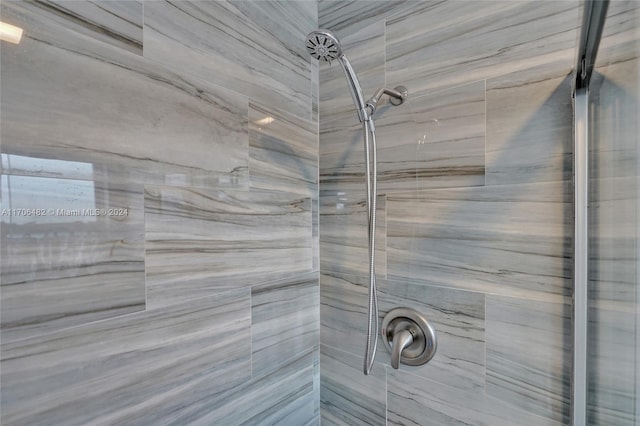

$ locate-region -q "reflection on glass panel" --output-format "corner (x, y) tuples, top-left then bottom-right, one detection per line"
(0, 172), (145, 342)
(1, 154), (95, 181)
(1, 175), (97, 225)
(587, 2), (640, 425)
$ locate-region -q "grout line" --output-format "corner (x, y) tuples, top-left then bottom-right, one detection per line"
(483, 294), (487, 388)
(384, 193), (388, 280)
(141, 0), (144, 56)
(143, 186), (148, 311)
(249, 288), (254, 380)
(484, 79), (488, 187)
(383, 18), (388, 88)
(3, 286), (248, 346)
(385, 366), (389, 426)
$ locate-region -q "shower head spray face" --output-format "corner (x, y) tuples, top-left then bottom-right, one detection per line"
(305, 29), (342, 63)
(305, 28), (367, 121)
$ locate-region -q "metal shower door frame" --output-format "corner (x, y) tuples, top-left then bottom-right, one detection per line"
(572, 1), (609, 425)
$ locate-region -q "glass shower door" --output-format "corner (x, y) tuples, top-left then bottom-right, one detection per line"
(586, 2), (640, 424)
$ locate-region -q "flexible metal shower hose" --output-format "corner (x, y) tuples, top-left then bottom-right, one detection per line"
(363, 118), (379, 376)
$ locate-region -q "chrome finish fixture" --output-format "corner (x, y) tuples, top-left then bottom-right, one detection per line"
(305, 30), (369, 123)
(572, 2), (609, 424)
(366, 86), (408, 115)
(362, 118), (378, 376)
(306, 28), (378, 376)
(339, 55), (369, 123)
(573, 86), (589, 426)
(390, 329), (414, 370)
(305, 29), (409, 376)
(388, 86), (408, 106)
(381, 308), (437, 369)
(305, 29), (342, 63)
(575, 0), (609, 89)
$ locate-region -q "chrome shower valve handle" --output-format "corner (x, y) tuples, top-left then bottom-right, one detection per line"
(390, 329), (414, 369)
(381, 307), (437, 369)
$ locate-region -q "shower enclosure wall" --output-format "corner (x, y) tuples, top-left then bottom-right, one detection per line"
(0, 1), (638, 426)
(1, 2), (321, 424)
(318, 1), (639, 425)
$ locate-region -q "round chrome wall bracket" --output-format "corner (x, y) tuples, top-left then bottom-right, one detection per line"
(381, 307), (437, 368)
(389, 86), (408, 106)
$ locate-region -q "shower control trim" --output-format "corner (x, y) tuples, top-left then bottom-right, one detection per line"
(381, 307), (437, 369)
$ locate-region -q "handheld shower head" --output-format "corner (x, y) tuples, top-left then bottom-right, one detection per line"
(306, 29), (368, 121)
(304, 28), (408, 377)
(305, 29), (342, 63)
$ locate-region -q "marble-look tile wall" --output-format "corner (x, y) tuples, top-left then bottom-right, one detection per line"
(1, 1), (319, 424)
(319, 1), (579, 425)
(22, 0), (144, 54)
(144, 1), (315, 122)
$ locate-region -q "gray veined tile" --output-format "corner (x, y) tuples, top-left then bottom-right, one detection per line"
(321, 80), (486, 197)
(232, 0), (318, 60)
(318, 122), (369, 195)
(387, 182), (573, 301)
(0, 175), (145, 343)
(6, 0), (143, 55)
(313, 348), (321, 421)
(594, 0), (640, 68)
(143, 0), (313, 121)
(249, 102), (318, 197)
(320, 344), (386, 426)
(587, 300), (639, 425)
(588, 176), (639, 304)
(486, 71), (573, 186)
(251, 272), (320, 379)
(145, 186), (313, 302)
(318, 272), (389, 371)
(0, 289), (252, 426)
(387, 368), (565, 426)
(320, 192), (386, 277)
(186, 351), (317, 426)
(486, 295), (572, 424)
(377, 280), (485, 393)
(590, 58), (640, 183)
(318, 0), (411, 39)
(146, 278), (239, 311)
(0, 1), (249, 189)
(230, 0), (318, 118)
(374, 80), (486, 192)
(313, 197), (319, 272)
(143, 185), (236, 309)
(320, 272), (370, 357)
(385, 1), (580, 97)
